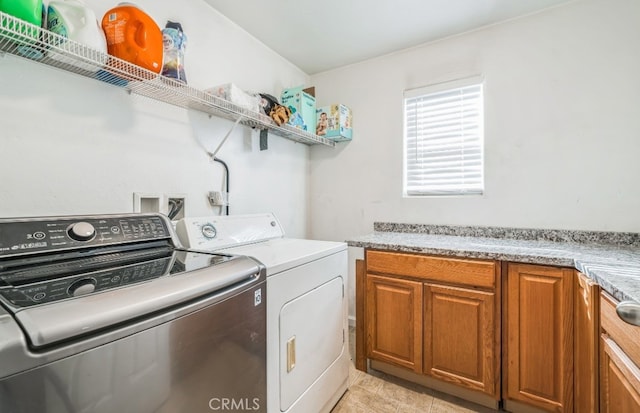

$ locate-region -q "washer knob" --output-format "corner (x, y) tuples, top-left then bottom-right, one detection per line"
(201, 223), (217, 239)
(68, 222), (96, 241)
(68, 278), (97, 297)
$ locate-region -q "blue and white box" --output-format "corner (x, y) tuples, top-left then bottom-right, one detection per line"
(281, 86), (316, 131)
(316, 104), (352, 141)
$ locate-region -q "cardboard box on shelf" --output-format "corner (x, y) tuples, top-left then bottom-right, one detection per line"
(205, 83), (261, 113)
(281, 86), (316, 132)
(316, 104), (352, 142)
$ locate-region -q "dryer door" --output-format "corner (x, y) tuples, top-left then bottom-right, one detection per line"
(279, 276), (344, 411)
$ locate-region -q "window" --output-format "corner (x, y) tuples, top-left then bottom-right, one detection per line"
(403, 77), (484, 196)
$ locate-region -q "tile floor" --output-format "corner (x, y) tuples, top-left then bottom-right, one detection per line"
(331, 328), (498, 413)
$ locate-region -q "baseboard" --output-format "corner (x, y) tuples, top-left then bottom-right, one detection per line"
(370, 360), (500, 410)
(502, 399), (551, 413)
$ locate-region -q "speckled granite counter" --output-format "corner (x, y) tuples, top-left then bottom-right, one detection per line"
(347, 223), (640, 304)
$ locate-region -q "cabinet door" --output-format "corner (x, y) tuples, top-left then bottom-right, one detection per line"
(601, 336), (640, 413)
(423, 283), (498, 398)
(574, 272), (599, 413)
(366, 274), (423, 372)
(506, 263), (574, 413)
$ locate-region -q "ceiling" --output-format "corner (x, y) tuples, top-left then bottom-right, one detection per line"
(204, 0), (574, 74)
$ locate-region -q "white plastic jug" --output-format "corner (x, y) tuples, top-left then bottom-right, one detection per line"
(46, 0), (107, 71)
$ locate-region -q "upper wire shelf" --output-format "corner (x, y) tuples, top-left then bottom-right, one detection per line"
(0, 11), (335, 147)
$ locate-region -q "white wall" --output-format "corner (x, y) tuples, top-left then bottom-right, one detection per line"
(0, 0), (310, 237)
(309, 0), (640, 241)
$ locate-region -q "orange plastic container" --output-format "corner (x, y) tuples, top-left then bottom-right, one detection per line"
(101, 3), (163, 74)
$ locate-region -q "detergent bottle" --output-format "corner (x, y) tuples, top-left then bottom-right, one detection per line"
(46, 0), (107, 71)
(0, 0), (43, 32)
(161, 21), (187, 83)
(101, 3), (163, 74)
(0, 0), (44, 57)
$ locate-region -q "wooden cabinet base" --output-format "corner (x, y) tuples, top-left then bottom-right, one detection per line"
(503, 399), (562, 413)
(362, 250), (500, 406)
(370, 359), (500, 411)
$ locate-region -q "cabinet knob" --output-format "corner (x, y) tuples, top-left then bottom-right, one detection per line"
(616, 301), (640, 326)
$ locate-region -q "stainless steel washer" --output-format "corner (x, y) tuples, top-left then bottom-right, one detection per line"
(0, 213), (266, 413)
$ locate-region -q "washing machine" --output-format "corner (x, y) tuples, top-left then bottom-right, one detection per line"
(175, 213), (349, 413)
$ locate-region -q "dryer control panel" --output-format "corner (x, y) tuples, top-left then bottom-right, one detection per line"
(175, 213), (284, 250)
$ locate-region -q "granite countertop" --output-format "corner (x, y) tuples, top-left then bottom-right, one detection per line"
(347, 223), (640, 304)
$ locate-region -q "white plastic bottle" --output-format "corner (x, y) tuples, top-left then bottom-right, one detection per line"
(46, 0), (107, 71)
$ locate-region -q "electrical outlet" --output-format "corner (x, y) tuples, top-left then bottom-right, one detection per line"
(165, 193), (186, 220)
(208, 191), (225, 206)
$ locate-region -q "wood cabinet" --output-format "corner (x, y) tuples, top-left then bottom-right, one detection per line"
(366, 273), (423, 372)
(366, 250), (496, 289)
(600, 336), (640, 413)
(574, 272), (599, 413)
(358, 249), (640, 413)
(505, 263), (574, 413)
(364, 250), (500, 398)
(600, 292), (640, 367)
(600, 292), (640, 413)
(424, 283), (498, 396)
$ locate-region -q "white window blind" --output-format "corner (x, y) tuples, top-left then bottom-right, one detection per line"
(403, 78), (484, 196)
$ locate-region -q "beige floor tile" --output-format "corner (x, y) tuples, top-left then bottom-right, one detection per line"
(348, 363), (363, 386)
(377, 380), (433, 410)
(397, 404), (431, 413)
(430, 398), (478, 413)
(429, 393), (496, 413)
(340, 385), (399, 413)
(351, 371), (387, 394)
(331, 393), (370, 413)
(332, 402), (371, 413)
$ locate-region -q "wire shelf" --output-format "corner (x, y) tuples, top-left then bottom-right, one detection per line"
(0, 11), (335, 147)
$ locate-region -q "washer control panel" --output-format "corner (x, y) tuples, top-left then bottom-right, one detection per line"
(0, 214), (170, 257)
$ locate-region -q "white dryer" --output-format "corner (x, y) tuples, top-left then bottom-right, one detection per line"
(175, 213), (349, 413)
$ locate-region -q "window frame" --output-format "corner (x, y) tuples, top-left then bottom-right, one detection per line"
(402, 76), (485, 198)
